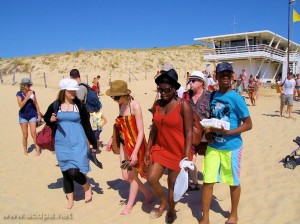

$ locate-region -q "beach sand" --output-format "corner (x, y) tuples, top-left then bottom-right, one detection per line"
(0, 78), (299, 224)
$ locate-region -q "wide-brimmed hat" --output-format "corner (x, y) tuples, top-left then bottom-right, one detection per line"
(216, 62), (234, 73)
(59, 78), (79, 90)
(106, 80), (131, 96)
(20, 78), (33, 85)
(187, 71), (205, 84)
(155, 65), (181, 90)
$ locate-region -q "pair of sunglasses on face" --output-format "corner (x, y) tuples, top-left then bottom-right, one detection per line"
(111, 96), (121, 100)
(157, 87), (173, 94)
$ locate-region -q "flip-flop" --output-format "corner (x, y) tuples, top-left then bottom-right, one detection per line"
(188, 183), (200, 191)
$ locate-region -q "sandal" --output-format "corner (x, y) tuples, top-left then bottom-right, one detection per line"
(188, 183), (200, 191)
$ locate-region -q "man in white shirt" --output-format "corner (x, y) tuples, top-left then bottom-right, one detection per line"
(280, 72), (296, 118)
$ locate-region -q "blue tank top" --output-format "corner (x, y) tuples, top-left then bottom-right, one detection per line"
(17, 91), (37, 120)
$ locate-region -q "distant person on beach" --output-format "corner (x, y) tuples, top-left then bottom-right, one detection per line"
(16, 78), (42, 156)
(106, 80), (153, 215)
(247, 75), (257, 106)
(43, 78), (98, 209)
(182, 71), (211, 191)
(236, 78), (243, 95)
(279, 72), (296, 119)
(91, 77), (98, 93)
(295, 74), (300, 101)
(207, 74), (217, 92)
(96, 75), (101, 95)
(255, 75), (262, 100)
(199, 62), (252, 224)
(145, 65), (193, 223)
(241, 69), (248, 94)
(186, 71), (190, 88)
(90, 107), (107, 148)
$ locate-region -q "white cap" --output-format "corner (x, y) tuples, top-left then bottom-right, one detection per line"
(189, 71), (205, 81)
(59, 78), (79, 90)
(161, 63), (174, 72)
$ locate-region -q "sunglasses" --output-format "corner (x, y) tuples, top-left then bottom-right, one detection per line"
(111, 96), (121, 100)
(189, 79), (200, 83)
(157, 87), (172, 94)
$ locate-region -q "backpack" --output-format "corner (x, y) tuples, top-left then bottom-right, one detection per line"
(36, 101), (59, 151)
(179, 99), (203, 146)
(79, 83), (102, 112)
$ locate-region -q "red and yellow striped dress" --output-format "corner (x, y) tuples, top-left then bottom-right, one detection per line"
(115, 115), (147, 178)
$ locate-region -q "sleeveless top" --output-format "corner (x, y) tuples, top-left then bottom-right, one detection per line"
(150, 102), (187, 171)
(115, 103), (147, 178)
(16, 91), (37, 120)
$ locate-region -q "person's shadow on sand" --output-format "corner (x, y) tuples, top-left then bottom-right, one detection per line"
(262, 113), (282, 117)
(178, 170), (230, 222)
(106, 178), (166, 213)
(48, 177), (103, 201)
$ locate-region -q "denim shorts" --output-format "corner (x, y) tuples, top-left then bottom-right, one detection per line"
(19, 116), (37, 124)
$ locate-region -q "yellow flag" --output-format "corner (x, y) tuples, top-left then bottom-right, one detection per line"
(293, 9), (300, 22)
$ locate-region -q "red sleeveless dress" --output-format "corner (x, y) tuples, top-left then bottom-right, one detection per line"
(150, 103), (190, 171)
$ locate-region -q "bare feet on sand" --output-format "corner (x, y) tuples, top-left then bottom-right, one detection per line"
(121, 207), (132, 215)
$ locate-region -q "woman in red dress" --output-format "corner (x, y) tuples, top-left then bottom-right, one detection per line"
(145, 66), (193, 223)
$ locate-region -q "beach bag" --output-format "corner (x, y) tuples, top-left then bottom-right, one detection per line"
(79, 83), (102, 112)
(36, 125), (55, 151)
(179, 100), (203, 146)
(36, 100), (60, 151)
(111, 124), (121, 154)
(174, 159), (194, 202)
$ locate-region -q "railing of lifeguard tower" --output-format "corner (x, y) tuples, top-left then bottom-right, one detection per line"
(203, 44), (288, 57)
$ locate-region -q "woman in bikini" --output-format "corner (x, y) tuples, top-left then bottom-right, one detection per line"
(106, 80), (153, 215)
(145, 67), (193, 223)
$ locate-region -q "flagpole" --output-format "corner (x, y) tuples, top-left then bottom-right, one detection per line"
(288, 0), (296, 74)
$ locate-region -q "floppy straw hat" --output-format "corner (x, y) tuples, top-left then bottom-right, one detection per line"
(106, 80), (131, 96)
(59, 78), (79, 90)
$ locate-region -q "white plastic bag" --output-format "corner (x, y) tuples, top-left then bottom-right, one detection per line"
(173, 159), (194, 202)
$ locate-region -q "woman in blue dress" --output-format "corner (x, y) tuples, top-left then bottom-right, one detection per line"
(44, 78), (98, 209)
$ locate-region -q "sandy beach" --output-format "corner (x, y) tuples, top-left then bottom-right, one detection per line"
(0, 77), (300, 224)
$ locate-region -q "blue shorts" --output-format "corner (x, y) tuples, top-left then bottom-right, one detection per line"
(202, 146), (243, 186)
(19, 116), (37, 124)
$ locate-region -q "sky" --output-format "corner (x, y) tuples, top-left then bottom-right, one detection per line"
(1, 0), (300, 58)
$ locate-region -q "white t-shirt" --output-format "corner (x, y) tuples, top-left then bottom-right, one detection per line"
(177, 86), (185, 98)
(281, 78), (296, 95)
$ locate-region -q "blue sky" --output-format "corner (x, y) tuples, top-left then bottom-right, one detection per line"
(1, 0), (300, 58)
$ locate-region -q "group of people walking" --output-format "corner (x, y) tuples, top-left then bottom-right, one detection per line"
(16, 62), (253, 224)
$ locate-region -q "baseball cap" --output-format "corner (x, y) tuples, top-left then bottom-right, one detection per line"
(20, 78), (33, 85)
(216, 62), (234, 73)
(59, 78), (79, 90)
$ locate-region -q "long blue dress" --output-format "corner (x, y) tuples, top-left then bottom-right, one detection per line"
(54, 110), (90, 174)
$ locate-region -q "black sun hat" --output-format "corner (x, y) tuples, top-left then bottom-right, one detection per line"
(155, 68), (181, 90)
